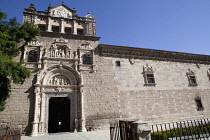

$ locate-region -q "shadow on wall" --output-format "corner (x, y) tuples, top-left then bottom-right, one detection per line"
(24, 74), (36, 135)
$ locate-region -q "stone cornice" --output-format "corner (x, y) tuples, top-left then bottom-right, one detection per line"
(98, 44), (210, 64)
(41, 32), (100, 41)
(23, 11), (94, 22)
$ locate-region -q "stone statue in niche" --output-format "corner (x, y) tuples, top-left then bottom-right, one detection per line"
(49, 75), (70, 85)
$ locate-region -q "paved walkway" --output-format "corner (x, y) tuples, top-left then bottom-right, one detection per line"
(21, 130), (110, 140)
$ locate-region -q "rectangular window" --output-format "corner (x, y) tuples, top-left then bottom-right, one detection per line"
(188, 75), (197, 86)
(189, 76), (196, 84)
(146, 74), (155, 84)
(195, 97), (204, 111)
(115, 61), (121, 67)
(83, 54), (92, 65)
(65, 27), (72, 34)
(52, 26), (60, 33)
(77, 29), (84, 35)
(38, 24), (46, 32)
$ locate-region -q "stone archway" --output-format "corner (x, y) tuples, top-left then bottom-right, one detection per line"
(31, 64), (86, 136)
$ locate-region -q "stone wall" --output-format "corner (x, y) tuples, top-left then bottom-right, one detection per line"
(1, 41), (210, 134)
(83, 54), (210, 130)
(0, 73), (36, 135)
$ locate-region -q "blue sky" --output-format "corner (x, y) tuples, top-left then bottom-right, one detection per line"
(1, 0), (210, 55)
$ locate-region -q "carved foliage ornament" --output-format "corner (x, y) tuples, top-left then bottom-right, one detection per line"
(54, 36), (68, 43)
(143, 64), (153, 73)
(55, 86), (64, 92)
(79, 42), (93, 50)
(187, 69), (195, 76)
(28, 40), (42, 46)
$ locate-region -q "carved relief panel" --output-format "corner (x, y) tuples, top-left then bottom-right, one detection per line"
(48, 75), (70, 86)
(49, 38), (73, 59)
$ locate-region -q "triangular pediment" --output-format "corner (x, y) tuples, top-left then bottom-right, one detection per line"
(49, 4), (76, 18)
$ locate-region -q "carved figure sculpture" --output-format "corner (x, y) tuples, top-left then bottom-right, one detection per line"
(48, 75), (70, 86)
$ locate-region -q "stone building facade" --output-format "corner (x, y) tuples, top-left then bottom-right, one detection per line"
(1, 3), (210, 136)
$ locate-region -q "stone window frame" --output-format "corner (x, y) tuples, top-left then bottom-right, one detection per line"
(28, 50), (38, 62)
(194, 96), (204, 111)
(187, 69), (197, 86)
(143, 64), (156, 86)
(78, 42), (95, 72)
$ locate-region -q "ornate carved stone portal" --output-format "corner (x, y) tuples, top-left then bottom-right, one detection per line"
(23, 2), (99, 136)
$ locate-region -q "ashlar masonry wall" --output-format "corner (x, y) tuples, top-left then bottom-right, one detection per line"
(83, 53), (210, 130)
(0, 73), (36, 135)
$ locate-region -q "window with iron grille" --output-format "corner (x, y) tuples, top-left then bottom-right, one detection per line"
(143, 64), (156, 86)
(187, 70), (197, 86)
(146, 74), (155, 84)
(189, 76), (197, 85)
(82, 54), (92, 65)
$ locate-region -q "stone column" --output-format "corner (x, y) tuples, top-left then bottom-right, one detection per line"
(72, 20), (77, 35)
(60, 19), (65, 33)
(31, 85), (40, 136)
(79, 88), (86, 132)
(46, 17), (52, 32)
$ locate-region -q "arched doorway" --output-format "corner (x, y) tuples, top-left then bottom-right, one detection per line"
(48, 97), (70, 133)
(31, 64), (86, 136)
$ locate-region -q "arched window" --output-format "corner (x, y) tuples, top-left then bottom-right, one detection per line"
(28, 50), (38, 62)
(82, 54), (92, 65)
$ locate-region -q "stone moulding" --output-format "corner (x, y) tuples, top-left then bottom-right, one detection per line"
(40, 32), (101, 41)
(98, 44), (210, 64)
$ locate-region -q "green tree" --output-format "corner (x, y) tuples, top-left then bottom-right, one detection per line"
(0, 11), (40, 111)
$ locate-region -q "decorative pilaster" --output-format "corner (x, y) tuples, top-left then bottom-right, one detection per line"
(73, 20), (77, 35)
(79, 88), (86, 132)
(31, 73), (42, 136)
(46, 17), (52, 32)
(60, 19), (65, 33)
(31, 85), (40, 136)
